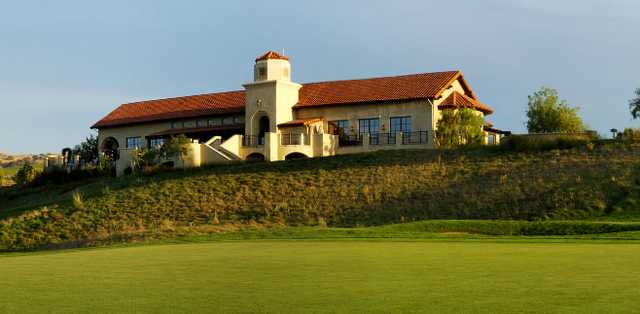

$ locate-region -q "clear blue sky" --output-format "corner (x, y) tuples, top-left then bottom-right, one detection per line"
(1, 0), (639, 154)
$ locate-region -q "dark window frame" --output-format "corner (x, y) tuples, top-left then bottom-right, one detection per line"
(126, 137), (143, 149)
(390, 116), (412, 134)
(331, 120), (350, 135)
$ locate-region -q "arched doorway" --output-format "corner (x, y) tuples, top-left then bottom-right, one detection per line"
(246, 153), (265, 162)
(258, 116), (270, 145)
(285, 152), (309, 161)
(101, 137), (120, 161)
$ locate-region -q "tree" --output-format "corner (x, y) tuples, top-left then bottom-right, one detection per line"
(436, 108), (485, 148)
(73, 134), (99, 164)
(160, 135), (191, 167)
(526, 87), (585, 133)
(630, 88), (640, 120)
(131, 147), (159, 171)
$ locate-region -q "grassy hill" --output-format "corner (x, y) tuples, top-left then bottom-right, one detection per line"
(1, 143), (640, 250)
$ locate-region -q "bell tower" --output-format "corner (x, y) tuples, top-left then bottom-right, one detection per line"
(253, 51), (292, 82)
(243, 51), (302, 141)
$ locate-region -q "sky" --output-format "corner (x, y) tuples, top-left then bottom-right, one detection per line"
(0, 0), (639, 154)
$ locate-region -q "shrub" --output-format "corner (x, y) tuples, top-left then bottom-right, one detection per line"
(501, 134), (592, 152)
(621, 128), (640, 141)
(12, 164), (38, 187)
(28, 168), (107, 187)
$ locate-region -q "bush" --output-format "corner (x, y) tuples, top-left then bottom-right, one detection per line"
(12, 164), (38, 187)
(621, 128), (640, 141)
(28, 168), (108, 187)
(501, 134), (592, 152)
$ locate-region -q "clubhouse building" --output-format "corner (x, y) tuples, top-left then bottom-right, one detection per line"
(93, 51), (505, 175)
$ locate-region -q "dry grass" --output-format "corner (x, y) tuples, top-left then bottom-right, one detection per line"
(1, 143), (640, 250)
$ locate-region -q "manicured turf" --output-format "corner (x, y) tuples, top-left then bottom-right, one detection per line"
(1, 240), (639, 313)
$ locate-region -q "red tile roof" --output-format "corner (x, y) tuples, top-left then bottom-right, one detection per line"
(296, 71), (466, 108)
(92, 91), (245, 128)
(278, 117), (324, 127)
(255, 51), (289, 62)
(92, 70), (487, 128)
(438, 91), (493, 114)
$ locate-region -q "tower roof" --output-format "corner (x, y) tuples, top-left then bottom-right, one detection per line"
(255, 51), (289, 62)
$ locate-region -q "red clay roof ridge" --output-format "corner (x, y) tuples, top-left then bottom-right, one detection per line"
(255, 51), (289, 62)
(300, 70), (461, 86)
(119, 90), (246, 107)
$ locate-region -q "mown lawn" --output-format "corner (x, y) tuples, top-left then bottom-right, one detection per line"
(1, 240), (639, 313)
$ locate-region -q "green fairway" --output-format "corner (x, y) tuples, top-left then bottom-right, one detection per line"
(1, 240), (639, 313)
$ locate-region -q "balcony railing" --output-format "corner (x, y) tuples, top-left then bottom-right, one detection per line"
(402, 131), (430, 145)
(369, 132), (396, 146)
(339, 134), (363, 146)
(242, 135), (264, 147)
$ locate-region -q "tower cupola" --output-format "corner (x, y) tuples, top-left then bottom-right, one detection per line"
(254, 51), (291, 82)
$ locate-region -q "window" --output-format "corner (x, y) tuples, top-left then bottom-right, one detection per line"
(234, 116), (245, 124)
(258, 67), (266, 78)
(331, 120), (350, 135)
(171, 121), (182, 129)
(126, 137), (143, 149)
(208, 118), (221, 127)
(222, 116), (234, 125)
(359, 118), (380, 145)
(390, 116), (412, 134)
(183, 121), (195, 128)
(196, 120), (207, 128)
(358, 118), (380, 135)
(488, 134), (497, 145)
(149, 138), (165, 148)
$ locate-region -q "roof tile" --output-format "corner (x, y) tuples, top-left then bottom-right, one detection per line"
(92, 70), (487, 128)
(255, 51), (289, 62)
(439, 91), (494, 114)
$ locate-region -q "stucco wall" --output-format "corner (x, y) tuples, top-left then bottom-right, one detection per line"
(293, 100), (433, 134)
(244, 80), (301, 136)
(98, 122), (171, 152)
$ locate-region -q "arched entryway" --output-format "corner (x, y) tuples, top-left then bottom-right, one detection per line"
(246, 153), (266, 162)
(100, 137), (120, 161)
(285, 152), (309, 160)
(258, 116), (270, 145)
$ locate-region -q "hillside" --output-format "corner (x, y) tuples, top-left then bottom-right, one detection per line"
(1, 143), (640, 250)
(0, 152), (49, 168)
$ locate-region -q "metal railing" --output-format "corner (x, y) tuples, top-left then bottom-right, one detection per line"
(242, 135), (264, 147)
(339, 134), (363, 146)
(369, 132), (396, 145)
(280, 133), (304, 146)
(402, 131), (430, 145)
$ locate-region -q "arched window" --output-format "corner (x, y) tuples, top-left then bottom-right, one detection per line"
(285, 152), (308, 160)
(246, 153), (265, 162)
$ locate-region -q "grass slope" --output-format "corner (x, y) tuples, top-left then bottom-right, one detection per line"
(1, 240), (639, 314)
(1, 144), (640, 250)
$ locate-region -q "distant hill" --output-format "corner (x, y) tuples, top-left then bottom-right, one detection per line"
(0, 152), (49, 168)
(1, 143), (640, 250)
